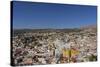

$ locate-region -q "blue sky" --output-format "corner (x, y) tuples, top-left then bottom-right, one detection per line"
(12, 1), (97, 29)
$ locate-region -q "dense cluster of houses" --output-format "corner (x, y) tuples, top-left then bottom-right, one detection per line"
(12, 28), (97, 66)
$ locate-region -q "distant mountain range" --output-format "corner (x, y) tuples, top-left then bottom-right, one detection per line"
(80, 24), (97, 32)
(12, 24), (97, 36)
(13, 28), (81, 33)
(80, 24), (96, 29)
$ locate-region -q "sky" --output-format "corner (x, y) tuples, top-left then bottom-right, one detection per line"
(12, 1), (97, 29)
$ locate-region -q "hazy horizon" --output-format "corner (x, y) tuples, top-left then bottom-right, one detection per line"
(13, 23), (97, 30)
